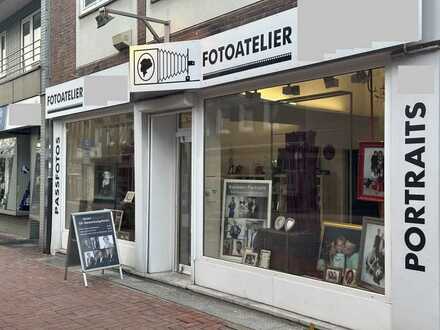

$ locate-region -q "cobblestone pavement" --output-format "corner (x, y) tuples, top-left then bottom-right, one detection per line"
(0, 245), (233, 330)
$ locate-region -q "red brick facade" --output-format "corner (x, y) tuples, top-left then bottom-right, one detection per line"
(49, 0), (297, 86)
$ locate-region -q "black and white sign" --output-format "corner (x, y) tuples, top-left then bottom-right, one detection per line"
(130, 41), (201, 92)
(64, 209), (123, 286)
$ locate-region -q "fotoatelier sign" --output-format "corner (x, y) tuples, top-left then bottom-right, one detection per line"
(64, 210), (123, 287)
(130, 8), (297, 91)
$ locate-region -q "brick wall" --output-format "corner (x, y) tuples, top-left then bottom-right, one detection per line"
(50, 0), (296, 86)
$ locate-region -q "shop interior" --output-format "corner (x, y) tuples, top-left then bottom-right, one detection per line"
(204, 68), (385, 293)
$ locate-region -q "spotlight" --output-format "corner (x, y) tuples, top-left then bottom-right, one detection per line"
(323, 76), (339, 88)
(96, 8), (114, 28)
(351, 71), (369, 84)
(282, 85), (300, 96)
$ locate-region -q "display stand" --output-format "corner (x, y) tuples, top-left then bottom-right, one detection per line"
(64, 209), (124, 287)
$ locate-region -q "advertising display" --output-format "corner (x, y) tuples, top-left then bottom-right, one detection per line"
(220, 179), (272, 262)
(64, 209), (123, 287)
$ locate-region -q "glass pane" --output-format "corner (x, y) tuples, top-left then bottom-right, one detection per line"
(0, 138), (16, 210)
(65, 113), (136, 241)
(179, 142), (191, 266)
(204, 68), (385, 294)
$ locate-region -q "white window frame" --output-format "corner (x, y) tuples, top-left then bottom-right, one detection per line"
(80, 0), (114, 16)
(21, 10), (41, 71)
(0, 31), (6, 78)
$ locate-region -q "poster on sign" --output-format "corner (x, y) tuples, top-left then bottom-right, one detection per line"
(64, 209), (123, 287)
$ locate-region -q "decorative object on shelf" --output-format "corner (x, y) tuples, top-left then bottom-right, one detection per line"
(220, 179), (272, 262)
(123, 191), (135, 203)
(285, 217), (296, 232)
(357, 141), (384, 202)
(258, 249), (271, 269)
(111, 209), (124, 232)
(343, 268), (357, 286)
(227, 164), (235, 175)
(242, 249), (259, 266)
(234, 165), (243, 175)
(325, 267), (342, 284)
(255, 163), (265, 175)
(323, 144), (336, 160)
(274, 216), (286, 231)
(358, 217), (385, 294)
(317, 222), (362, 272)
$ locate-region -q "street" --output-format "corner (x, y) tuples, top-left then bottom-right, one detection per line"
(0, 244), (228, 329)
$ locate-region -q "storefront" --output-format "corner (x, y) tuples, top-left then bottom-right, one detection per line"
(0, 96), (41, 238)
(49, 3), (440, 329)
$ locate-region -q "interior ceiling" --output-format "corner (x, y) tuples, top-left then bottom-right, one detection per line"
(0, 0), (32, 23)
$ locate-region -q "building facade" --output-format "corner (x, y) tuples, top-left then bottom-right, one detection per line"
(46, 1), (440, 329)
(0, 0), (45, 240)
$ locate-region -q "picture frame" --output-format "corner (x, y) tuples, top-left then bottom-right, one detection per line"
(317, 222), (362, 272)
(357, 141), (384, 202)
(111, 209), (124, 232)
(94, 164), (117, 201)
(220, 179), (272, 262)
(343, 268), (357, 287)
(358, 217), (385, 294)
(258, 249), (271, 269)
(123, 191), (135, 203)
(325, 267), (342, 284)
(242, 249), (259, 266)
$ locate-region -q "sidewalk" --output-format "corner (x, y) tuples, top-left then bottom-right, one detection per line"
(0, 243), (307, 330)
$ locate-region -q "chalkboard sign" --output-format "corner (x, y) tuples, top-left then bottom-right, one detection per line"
(64, 209), (123, 287)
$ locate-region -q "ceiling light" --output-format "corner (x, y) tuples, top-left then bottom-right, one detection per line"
(324, 76), (339, 88)
(282, 85), (300, 96)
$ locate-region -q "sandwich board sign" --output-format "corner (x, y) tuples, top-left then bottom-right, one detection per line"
(64, 209), (123, 287)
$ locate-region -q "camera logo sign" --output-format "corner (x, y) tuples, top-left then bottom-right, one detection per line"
(137, 52), (155, 82)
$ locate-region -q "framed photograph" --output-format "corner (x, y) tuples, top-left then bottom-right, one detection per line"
(123, 191), (135, 203)
(357, 141), (384, 202)
(343, 268), (357, 287)
(259, 249), (271, 269)
(325, 267), (342, 284)
(358, 217), (385, 294)
(220, 179), (272, 262)
(317, 222), (362, 272)
(94, 164), (116, 201)
(242, 249), (259, 266)
(111, 210), (124, 232)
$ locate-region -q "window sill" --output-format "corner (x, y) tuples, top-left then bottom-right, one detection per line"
(79, 0), (117, 19)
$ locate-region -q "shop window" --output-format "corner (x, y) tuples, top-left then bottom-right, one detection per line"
(204, 69), (385, 294)
(0, 138), (16, 211)
(65, 113), (135, 242)
(80, 0), (113, 15)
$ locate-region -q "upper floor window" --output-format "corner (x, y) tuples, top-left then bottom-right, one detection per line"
(21, 11), (41, 71)
(80, 0), (113, 16)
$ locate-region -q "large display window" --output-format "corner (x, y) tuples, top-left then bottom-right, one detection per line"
(204, 68), (385, 293)
(65, 113), (135, 241)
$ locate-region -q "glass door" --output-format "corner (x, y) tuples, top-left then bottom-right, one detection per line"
(177, 113), (192, 274)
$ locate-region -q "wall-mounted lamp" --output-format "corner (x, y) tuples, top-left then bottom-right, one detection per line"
(282, 85), (300, 96)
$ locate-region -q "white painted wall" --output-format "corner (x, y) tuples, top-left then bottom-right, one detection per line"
(76, 0), (138, 67)
(146, 0), (260, 42)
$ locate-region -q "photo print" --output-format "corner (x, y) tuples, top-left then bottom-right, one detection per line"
(317, 222), (362, 272)
(221, 179), (272, 262)
(357, 142), (384, 201)
(359, 217), (385, 293)
(99, 235), (115, 249)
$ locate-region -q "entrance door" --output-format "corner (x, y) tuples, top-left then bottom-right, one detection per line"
(177, 130), (191, 274)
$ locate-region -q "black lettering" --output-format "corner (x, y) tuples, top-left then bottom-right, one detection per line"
(274, 29), (282, 47)
(209, 49), (218, 65)
(405, 253), (425, 272)
(218, 46), (225, 62)
(244, 38), (252, 55)
(405, 103), (426, 119)
(405, 189), (424, 204)
(225, 44), (235, 60)
(235, 42), (244, 58)
(252, 36), (260, 53)
(283, 26), (293, 45)
(405, 170), (425, 188)
(405, 146), (425, 168)
(405, 207), (425, 224)
(260, 34), (267, 51)
(405, 227), (426, 252)
(405, 121), (425, 136)
(405, 137), (425, 144)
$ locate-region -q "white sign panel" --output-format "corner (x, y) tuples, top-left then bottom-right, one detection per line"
(390, 52), (440, 329)
(46, 77), (84, 117)
(130, 41), (201, 92)
(201, 8), (297, 87)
